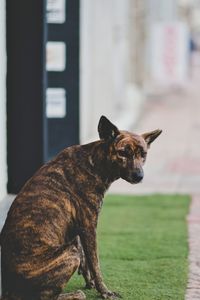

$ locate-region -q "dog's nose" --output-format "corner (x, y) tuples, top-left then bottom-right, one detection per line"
(133, 169), (144, 183)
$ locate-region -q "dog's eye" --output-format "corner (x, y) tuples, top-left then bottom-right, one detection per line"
(118, 149), (127, 157)
(141, 151), (147, 159)
(118, 147), (134, 158)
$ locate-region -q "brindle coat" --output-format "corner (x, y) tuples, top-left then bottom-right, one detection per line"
(0, 116), (162, 300)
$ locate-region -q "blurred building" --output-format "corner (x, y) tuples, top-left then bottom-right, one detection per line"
(0, 0), (196, 202)
(80, 0), (146, 141)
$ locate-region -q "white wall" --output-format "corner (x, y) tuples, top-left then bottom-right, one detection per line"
(0, 0), (7, 200)
(148, 0), (178, 21)
(80, 0), (144, 142)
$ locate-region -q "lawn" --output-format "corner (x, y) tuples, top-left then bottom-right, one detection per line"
(65, 194), (190, 300)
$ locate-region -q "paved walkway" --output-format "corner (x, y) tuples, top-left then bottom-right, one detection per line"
(110, 69), (200, 195)
(186, 195), (200, 300)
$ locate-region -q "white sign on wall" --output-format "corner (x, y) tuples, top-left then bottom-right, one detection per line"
(47, 0), (66, 24)
(150, 22), (189, 85)
(46, 88), (66, 118)
(46, 41), (66, 72)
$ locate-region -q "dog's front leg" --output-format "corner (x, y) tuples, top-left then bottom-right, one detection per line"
(80, 228), (120, 299)
(76, 236), (95, 289)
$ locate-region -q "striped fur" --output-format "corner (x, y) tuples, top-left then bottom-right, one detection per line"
(0, 116), (161, 300)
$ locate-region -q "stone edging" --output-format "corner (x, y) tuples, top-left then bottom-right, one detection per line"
(185, 195), (200, 300)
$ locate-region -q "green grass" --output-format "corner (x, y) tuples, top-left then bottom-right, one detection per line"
(65, 194), (190, 300)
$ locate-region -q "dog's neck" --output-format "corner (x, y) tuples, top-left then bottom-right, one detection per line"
(82, 140), (120, 188)
(59, 141), (120, 216)
(60, 140), (120, 212)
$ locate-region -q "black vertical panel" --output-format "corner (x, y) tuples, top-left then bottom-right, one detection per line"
(6, 0), (80, 193)
(7, 1), (46, 193)
(46, 0), (80, 160)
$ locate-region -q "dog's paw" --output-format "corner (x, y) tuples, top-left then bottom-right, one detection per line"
(101, 290), (122, 299)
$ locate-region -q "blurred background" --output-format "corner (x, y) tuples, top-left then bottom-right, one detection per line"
(0, 0), (200, 201)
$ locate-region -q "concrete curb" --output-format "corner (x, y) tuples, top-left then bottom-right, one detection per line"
(185, 195), (200, 300)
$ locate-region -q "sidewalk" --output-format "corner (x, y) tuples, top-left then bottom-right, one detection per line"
(186, 195), (200, 300)
(110, 65), (200, 195)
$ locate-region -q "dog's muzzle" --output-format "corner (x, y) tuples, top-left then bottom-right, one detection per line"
(121, 168), (144, 184)
(132, 169), (144, 183)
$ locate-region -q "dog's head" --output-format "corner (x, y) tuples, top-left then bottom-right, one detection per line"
(98, 116), (162, 184)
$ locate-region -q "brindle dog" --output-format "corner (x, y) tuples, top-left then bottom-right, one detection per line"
(0, 116), (162, 300)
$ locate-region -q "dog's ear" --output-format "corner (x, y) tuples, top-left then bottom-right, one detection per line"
(142, 129), (162, 148)
(98, 116), (120, 141)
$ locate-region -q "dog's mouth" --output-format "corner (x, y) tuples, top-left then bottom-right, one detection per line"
(120, 170), (144, 184)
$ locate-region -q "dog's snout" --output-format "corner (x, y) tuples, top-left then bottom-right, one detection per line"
(133, 169), (144, 183)
(121, 167), (144, 184)
(136, 172), (144, 181)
